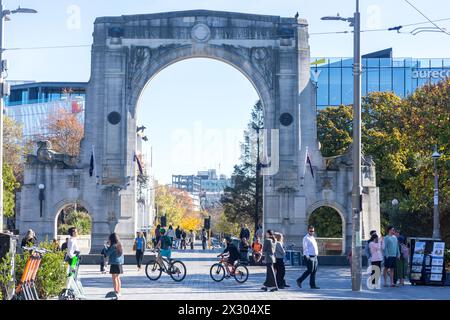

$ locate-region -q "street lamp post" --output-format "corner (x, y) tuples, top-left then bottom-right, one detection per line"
(322, 0), (362, 291)
(432, 146), (441, 239)
(38, 184), (45, 217)
(0, 1), (37, 232)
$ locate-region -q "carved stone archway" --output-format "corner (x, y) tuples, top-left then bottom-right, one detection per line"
(18, 10), (380, 253)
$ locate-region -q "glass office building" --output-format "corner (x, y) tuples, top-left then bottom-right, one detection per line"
(311, 48), (450, 109)
(5, 82), (86, 140)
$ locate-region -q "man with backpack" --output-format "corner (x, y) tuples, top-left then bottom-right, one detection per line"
(155, 228), (173, 264)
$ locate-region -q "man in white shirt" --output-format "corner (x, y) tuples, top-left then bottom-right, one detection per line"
(296, 225), (320, 289)
(67, 227), (80, 261)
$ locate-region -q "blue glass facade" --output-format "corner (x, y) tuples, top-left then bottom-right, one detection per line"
(311, 57), (450, 108)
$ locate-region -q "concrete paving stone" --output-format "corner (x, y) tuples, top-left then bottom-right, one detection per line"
(79, 248), (450, 300)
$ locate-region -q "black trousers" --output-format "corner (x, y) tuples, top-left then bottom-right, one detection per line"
(135, 250), (144, 268)
(297, 256), (318, 288)
(275, 258), (286, 287)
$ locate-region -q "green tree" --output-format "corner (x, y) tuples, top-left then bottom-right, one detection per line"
(221, 101), (263, 230)
(3, 164), (20, 218)
(317, 80), (450, 243)
(317, 105), (353, 157)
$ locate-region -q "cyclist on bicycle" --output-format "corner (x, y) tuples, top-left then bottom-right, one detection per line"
(155, 228), (172, 265)
(219, 237), (240, 275)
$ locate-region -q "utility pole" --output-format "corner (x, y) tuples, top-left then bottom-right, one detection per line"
(351, 0), (363, 292)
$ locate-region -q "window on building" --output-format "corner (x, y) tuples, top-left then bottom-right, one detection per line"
(67, 175), (81, 189)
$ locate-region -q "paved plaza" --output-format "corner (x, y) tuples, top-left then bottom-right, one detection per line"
(79, 247), (450, 300)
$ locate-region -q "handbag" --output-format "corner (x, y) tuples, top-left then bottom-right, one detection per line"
(133, 240), (137, 251)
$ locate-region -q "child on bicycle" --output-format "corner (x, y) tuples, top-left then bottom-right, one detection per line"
(155, 228), (172, 265)
(219, 237), (240, 275)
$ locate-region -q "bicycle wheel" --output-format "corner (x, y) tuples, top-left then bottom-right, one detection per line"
(169, 260), (187, 282)
(210, 263), (226, 282)
(145, 261), (162, 281)
(233, 264), (249, 283)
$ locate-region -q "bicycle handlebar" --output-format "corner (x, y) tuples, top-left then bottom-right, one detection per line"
(22, 246), (51, 254)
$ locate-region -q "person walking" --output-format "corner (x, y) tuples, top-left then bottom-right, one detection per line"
(296, 225), (320, 289)
(181, 230), (187, 250)
(239, 224), (250, 241)
(167, 225), (175, 248)
(154, 224), (161, 247)
(369, 233), (383, 289)
(397, 234), (409, 286)
(239, 237), (250, 264)
(201, 228), (208, 250)
(104, 233), (124, 298)
(175, 226), (182, 249)
(188, 230), (196, 250)
(261, 230), (278, 292)
(382, 226), (400, 287)
(364, 230), (378, 267)
(134, 231), (146, 271)
(66, 227), (80, 262)
(60, 237), (69, 251)
(274, 232), (289, 289)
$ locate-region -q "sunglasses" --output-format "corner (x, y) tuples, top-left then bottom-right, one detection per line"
(309, 230), (315, 233)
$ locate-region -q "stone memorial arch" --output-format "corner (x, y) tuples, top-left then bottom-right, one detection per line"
(18, 10), (380, 253)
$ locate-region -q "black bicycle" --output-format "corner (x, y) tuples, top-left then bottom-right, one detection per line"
(145, 249), (187, 282)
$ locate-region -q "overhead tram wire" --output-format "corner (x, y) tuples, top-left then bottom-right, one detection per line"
(4, 44), (91, 51)
(403, 0), (450, 35)
(309, 17), (450, 36)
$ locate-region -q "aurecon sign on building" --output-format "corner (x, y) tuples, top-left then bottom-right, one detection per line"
(412, 69), (450, 79)
(311, 51), (450, 108)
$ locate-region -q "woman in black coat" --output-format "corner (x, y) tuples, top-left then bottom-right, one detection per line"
(261, 229), (278, 292)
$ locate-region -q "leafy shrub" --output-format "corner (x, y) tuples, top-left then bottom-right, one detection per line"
(0, 253), (13, 300)
(15, 241), (67, 299)
(58, 210), (92, 235)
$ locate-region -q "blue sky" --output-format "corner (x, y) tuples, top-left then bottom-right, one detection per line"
(4, 0), (450, 183)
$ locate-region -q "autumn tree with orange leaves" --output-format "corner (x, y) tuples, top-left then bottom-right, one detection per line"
(45, 107), (84, 156)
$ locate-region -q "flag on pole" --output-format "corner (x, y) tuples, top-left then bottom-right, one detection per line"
(134, 153), (143, 175)
(306, 149), (314, 178)
(303, 147), (314, 180)
(89, 146), (95, 177)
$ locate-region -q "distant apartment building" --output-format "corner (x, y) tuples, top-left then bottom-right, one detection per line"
(172, 169), (233, 210)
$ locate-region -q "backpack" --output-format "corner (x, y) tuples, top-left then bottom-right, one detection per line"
(161, 235), (172, 250)
(400, 243), (409, 259)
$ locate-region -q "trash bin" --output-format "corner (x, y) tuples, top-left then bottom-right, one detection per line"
(291, 251), (301, 266)
(284, 250), (292, 264)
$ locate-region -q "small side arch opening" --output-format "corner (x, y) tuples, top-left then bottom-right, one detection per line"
(308, 206), (344, 255)
(54, 202), (92, 253)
